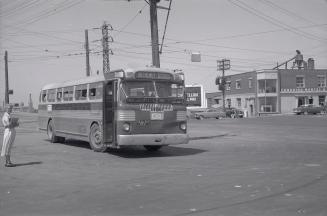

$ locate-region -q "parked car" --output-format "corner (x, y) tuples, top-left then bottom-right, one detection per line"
(293, 104), (324, 115)
(194, 108), (226, 120)
(186, 108), (207, 119)
(225, 107), (244, 118)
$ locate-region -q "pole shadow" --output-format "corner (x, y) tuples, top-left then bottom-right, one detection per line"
(11, 161), (43, 167)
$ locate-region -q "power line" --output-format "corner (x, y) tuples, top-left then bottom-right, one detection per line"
(228, 0), (327, 43)
(0, 0), (45, 18)
(113, 3), (147, 37)
(4, 0), (86, 28)
(2, 24), (83, 44)
(258, 0), (325, 28)
(172, 23), (327, 43)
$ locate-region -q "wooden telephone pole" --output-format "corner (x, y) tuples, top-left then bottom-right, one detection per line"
(85, 29), (90, 76)
(150, 0), (160, 68)
(4, 51), (9, 104)
(217, 59), (230, 110)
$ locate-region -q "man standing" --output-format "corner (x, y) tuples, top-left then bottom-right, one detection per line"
(1, 104), (17, 167)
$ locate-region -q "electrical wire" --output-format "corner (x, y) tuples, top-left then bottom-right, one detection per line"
(159, 0), (172, 54)
(0, 0), (45, 18)
(4, 0), (86, 28)
(113, 3), (147, 37)
(258, 0), (322, 26)
(228, 0), (327, 42)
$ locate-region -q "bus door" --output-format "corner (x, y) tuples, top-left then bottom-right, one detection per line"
(103, 80), (117, 145)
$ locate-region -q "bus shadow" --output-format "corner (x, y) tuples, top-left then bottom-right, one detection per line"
(62, 139), (91, 149)
(108, 146), (206, 158)
(54, 139), (206, 158)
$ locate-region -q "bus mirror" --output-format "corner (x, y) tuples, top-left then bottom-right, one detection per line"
(174, 73), (184, 82)
(108, 71), (124, 79)
(114, 71), (124, 78)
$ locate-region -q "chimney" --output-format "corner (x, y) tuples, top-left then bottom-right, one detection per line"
(308, 58), (315, 70)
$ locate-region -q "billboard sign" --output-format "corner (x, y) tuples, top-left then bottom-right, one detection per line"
(185, 86), (202, 107)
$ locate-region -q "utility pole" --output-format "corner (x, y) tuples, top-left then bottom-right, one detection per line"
(150, 0), (160, 68)
(217, 59), (230, 110)
(102, 22), (113, 73)
(28, 93), (34, 113)
(4, 51), (9, 104)
(85, 29), (90, 76)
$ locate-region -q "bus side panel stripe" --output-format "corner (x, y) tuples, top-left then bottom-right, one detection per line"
(38, 102), (103, 111)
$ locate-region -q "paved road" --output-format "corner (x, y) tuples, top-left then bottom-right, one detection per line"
(0, 114), (327, 216)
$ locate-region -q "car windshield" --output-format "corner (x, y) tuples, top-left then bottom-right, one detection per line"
(121, 80), (184, 99)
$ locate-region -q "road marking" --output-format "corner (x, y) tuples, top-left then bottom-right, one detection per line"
(304, 163), (321, 167)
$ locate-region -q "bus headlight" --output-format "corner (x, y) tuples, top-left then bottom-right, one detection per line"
(122, 122), (130, 132)
(180, 122), (187, 131)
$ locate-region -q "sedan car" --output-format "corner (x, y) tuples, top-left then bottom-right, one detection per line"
(293, 104), (324, 115)
(194, 108), (226, 120)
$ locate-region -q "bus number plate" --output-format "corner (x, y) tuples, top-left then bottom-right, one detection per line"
(151, 112), (164, 120)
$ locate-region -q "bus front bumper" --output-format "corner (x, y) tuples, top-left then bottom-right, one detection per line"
(117, 134), (189, 146)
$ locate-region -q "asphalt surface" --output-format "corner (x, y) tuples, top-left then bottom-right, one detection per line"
(0, 113), (327, 216)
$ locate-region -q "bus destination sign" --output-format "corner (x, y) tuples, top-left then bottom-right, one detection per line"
(135, 71), (173, 80)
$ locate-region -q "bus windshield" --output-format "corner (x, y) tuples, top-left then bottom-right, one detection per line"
(121, 80), (184, 101)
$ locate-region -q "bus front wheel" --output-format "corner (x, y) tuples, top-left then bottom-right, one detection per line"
(89, 123), (107, 152)
(144, 145), (162, 151)
(47, 120), (59, 143)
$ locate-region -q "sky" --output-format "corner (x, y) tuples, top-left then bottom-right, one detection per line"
(1, 0), (327, 107)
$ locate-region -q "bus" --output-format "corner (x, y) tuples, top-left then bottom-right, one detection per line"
(38, 68), (189, 152)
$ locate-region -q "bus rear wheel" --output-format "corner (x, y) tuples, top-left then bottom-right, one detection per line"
(89, 123), (107, 152)
(47, 120), (59, 143)
(144, 145), (162, 151)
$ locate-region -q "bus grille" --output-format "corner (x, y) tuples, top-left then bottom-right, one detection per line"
(176, 111), (187, 121)
(139, 104), (173, 112)
(117, 110), (136, 121)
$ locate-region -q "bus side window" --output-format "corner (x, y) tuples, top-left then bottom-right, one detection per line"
(75, 84), (87, 101)
(57, 88), (63, 102)
(63, 86), (74, 101)
(42, 90), (47, 103)
(47, 89), (56, 102)
(89, 82), (102, 100)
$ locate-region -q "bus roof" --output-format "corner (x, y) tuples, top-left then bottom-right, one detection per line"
(41, 67), (177, 90)
(41, 75), (105, 90)
(123, 67), (173, 73)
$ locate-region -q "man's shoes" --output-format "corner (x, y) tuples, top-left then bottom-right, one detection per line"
(5, 163), (15, 167)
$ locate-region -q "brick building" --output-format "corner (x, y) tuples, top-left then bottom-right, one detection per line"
(206, 68), (327, 116)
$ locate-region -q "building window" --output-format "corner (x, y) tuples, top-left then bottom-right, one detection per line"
(226, 81), (231, 91)
(258, 97), (277, 112)
(236, 98), (241, 107)
(319, 95), (326, 106)
(317, 76), (326, 87)
(296, 76), (305, 88)
(226, 99), (231, 108)
(248, 78), (252, 88)
(236, 80), (241, 89)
